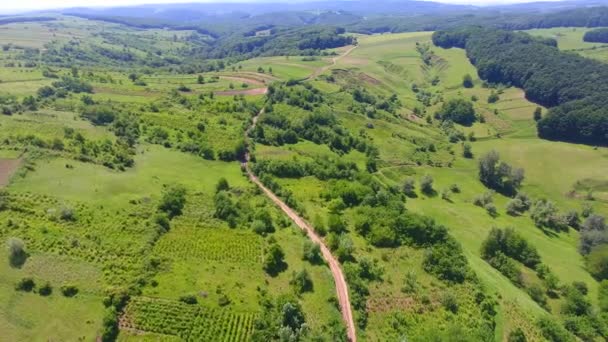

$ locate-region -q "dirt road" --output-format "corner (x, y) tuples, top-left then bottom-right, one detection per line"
(242, 44), (358, 341)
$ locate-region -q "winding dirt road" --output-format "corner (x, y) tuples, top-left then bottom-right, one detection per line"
(243, 45), (358, 341)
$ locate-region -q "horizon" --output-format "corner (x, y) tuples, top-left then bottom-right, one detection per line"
(0, 0), (569, 14)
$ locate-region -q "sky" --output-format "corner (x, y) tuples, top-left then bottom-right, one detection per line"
(0, 0), (565, 12)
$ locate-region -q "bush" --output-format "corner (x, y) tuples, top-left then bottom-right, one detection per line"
(290, 269), (313, 294)
(263, 243), (287, 276)
(158, 185), (187, 219)
(420, 174), (434, 195)
(478, 150), (524, 195)
(423, 239), (470, 284)
(60, 284), (79, 297)
(38, 282), (52, 296)
(15, 277), (35, 292)
(179, 294), (198, 304)
(508, 327), (527, 342)
(302, 241), (322, 264)
(441, 292), (459, 313)
(528, 284), (548, 309)
(462, 74), (474, 88)
(474, 191), (494, 208)
(587, 245), (608, 280)
(402, 177), (416, 197)
(537, 316), (575, 342)
(6, 237), (27, 267)
(481, 227), (541, 268)
(463, 143), (473, 158)
(436, 98), (476, 126)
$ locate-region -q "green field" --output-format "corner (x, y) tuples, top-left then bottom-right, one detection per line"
(1, 10), (608, 342)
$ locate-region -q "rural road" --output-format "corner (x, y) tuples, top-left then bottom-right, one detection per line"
(242, 44), (358, 341)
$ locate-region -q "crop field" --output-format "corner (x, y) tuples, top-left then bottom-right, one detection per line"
(120, 297), (256, 341)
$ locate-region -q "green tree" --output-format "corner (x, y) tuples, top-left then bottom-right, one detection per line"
(508, 328), (527, 342)
(290, 269), (313, 294)
(436, 98), (477, 126)
(264, 243), (287, 276)
(6, 237), (27, 268)
(587, 245), (608, 280)
(158, 185), (187, 219)
(462, 74), (474, 88)
(533, 107), (542, 121)
(420, 174), (434, 195)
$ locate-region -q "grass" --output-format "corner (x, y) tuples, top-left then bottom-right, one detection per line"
(526, 27), (608, 62)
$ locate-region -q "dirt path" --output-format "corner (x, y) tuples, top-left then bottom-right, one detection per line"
(241, 44), (359, 341)
(0, 158), (21, 188)
(306, 45), (358, 81)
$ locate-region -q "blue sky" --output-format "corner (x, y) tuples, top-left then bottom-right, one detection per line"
(0, 0), (564, 12)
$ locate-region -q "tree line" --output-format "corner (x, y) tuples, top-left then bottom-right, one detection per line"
(433, 27), (608, 145)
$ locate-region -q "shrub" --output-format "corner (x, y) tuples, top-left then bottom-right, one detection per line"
(158, 185), (187, 219)
(15, 277), (35, 292)
(506, 193), (532, 216)
(579, 215), (608, 255)
(463, 143), (473, 158)
(290, 269), (313, 294)
(488, 92), (499, 103)
(60, 284), (79, 297)
(441, 292), (459, 313)
(474, 191), (494, 207)
(508, 327), (527, 342)
(6, 237), (27, 267)
(263, 243), (287, 276)
(179, 294), (198, 304)
(531, 199), (567, 231)
(537, 317), (576, 342)
(436, 98), (476, 126)
(528, 284), (548, 309)
(420, 175), (434, 195)
(38, 282), (52, 296)
(478, 150), (524, 195)
(402, 177), (416, 197)
(423, 239), (470, 284)
(599, 280), (608, 312)
(302, 241), (322, 265)
(215, 178), (229, 193)
(481, 227), (541, 268)
(462, 74), (474, 88)
(218, 294), (230, 306)
(587, 245), (608, 280)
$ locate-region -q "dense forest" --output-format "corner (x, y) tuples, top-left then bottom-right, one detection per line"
(433, 27), (608, 145)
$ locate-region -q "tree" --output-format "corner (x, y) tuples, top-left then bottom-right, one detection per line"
(128, 73), (138, 82)
(587, 245), (608, 280)
(158, 185), (187, 219)
(264, 243), (287, 276)
(290, 269), (313, 294)
(508, 328), (527, 342)
(38, 282), (52, 296)
(197, 75), (205, 84)
(420, 174), (434, 195)
(478, 150), (524, 195)
(302, 241), (322, 264)
(402, 177), (416, 197)
(463, 143), (473, 158)
(436, 98), (476, 126)
(215, 178), (229, 193)
(533, 107), (542, 121)
(579, 215), (608, 255)
(537, 317), (576, 342)
(37, 86), (55, 98)
(7, 237), (27, 267)
(462, 74), (474, 88)
(488, 92), (499, 104)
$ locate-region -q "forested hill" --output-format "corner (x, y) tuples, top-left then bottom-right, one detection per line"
(433, 28), (608, 145)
